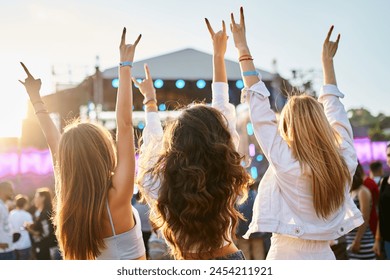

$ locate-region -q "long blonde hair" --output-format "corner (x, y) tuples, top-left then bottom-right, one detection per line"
(54, 121), (117, 259)
(279, 95), (350, 219)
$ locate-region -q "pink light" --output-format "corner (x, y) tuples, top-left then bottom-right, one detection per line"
(0, 149), (53, 178)
(0, 152), (19, 177)
(353, 138), (388, 163)
(249, 144), (256, 157)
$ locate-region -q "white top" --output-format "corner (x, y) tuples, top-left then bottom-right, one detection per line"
(9, 209), (33, 250)
(138, 82), (238, 251)
(0, 199), (13, 253)
(242, 80), (364, 240)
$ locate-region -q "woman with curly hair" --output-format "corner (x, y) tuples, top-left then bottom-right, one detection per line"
(136, 20), (250, 260)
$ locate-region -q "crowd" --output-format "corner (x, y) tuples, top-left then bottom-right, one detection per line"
(1, 7), (390, 260)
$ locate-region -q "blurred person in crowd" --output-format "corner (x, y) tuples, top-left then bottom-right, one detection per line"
(373, 143), (390, 259)
(19, 28), (145, 260)
(236, 183), (270, 259)
(25, 188), (59, 260)
(369, 161), (383, 186)
(137, 19), (250, 260)
(233, 7), (363, 259)
(132, 192), (152, 258)
(359, 164), (379, 236)
(0, 181), (15, 260)
(148, 231), (173, 260)
(9, 194), (33, 259)
(346, 164), (376, 259)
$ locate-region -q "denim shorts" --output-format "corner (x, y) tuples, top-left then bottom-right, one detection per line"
(213, 250), (246, 260)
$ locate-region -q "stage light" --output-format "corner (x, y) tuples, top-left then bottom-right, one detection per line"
(175, 79), (185, 89)
(246, 122), (254, 136)
(154, 79), (164, 89)
(250, 166), (258, 180)
(236, 80), (244, 89)
(196, 79), (206, 89)
(137, 122), (145, 130)
(256, 154), (264, 162)
(249, 143), (256, 157)
(159, 104), (166, 111)
(112, 78), (119, 88)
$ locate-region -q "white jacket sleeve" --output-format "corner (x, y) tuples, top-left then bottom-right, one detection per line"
(318, 84), (357, 175)
(211, 82), (240, 150)
(137, 112), (163, 201)
(244, 79), (296, 172)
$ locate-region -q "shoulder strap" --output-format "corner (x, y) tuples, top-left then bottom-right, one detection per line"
(106, 200), (116, 236)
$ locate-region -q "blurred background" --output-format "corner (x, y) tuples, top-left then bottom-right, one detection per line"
(1, 0), (389, 195)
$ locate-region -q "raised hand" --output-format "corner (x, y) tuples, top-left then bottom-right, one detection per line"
(132, 64), (156, 103)
(120, 27), (141, 63)
(230, 7), (248, 52)
(205, 18), (228, 56)
(19, 62), (42, 102)
(322, 25), (340, 61)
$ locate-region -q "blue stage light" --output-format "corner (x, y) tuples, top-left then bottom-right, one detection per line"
(159, 104), (166, 111)
(256, 154), (264, 162)
(196, 79), (206, 89)
(250, 167), (258, 180)
(246, 122), (254, 136)
(236, 80), (244, 89)
(154, 79), (164, 89)
(175, 79), (185, 89)
(112, 78), (119, 88)
(137, 122), (145, 130)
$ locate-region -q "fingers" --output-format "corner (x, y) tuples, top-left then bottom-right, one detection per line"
(240, 6), (245, 28)
(134, 34), (142, 46)
(131, 77), (140, 87)
(325, 25), (334, 42)
(120, 27), (126, 46)
(205, 18), (215, 37)
(222, 20), (226, 34)
(230, 12), (236, 26)
(18, 80), (25, 86)
(144, 64), (151, 80)
(336, 33), (341, 44)
(20, 62), (33, 78)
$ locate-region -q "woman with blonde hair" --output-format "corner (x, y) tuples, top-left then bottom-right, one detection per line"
(19, 28), (145, 260)
(230, 7), (363, 259)
(136, 20), (250, 260)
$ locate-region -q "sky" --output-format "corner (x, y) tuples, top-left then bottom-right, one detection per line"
(0, 0), (389, 137)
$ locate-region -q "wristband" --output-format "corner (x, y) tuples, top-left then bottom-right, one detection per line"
(35, 109), (49, 115)
(119, 61), (133, 68)
(242, 71), (259, 77)
(239, 57), (254, 62)
(32, 100), (44, 106)
(143, 98), (157, 105)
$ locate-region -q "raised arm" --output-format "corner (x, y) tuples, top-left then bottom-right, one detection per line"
(230, 7), (295, 171)
(318, 26), (357, 174)
(19, 63), (61, 163)
(133, 64), (163, 201)
(205, 18), (239, 149)
(111, 28), (141, 203)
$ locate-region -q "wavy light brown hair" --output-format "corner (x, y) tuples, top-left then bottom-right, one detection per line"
(279, 95), (350, 219)
(54, 121), (117, 260)
(139, 104), (250, 259)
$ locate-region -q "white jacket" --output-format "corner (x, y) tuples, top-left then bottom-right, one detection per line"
(242, 81), (363, 240)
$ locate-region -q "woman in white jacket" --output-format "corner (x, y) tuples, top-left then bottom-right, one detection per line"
(230, 7), (363, 259)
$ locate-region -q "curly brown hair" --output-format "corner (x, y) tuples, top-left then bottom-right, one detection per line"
(140, 104), (250, 259)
